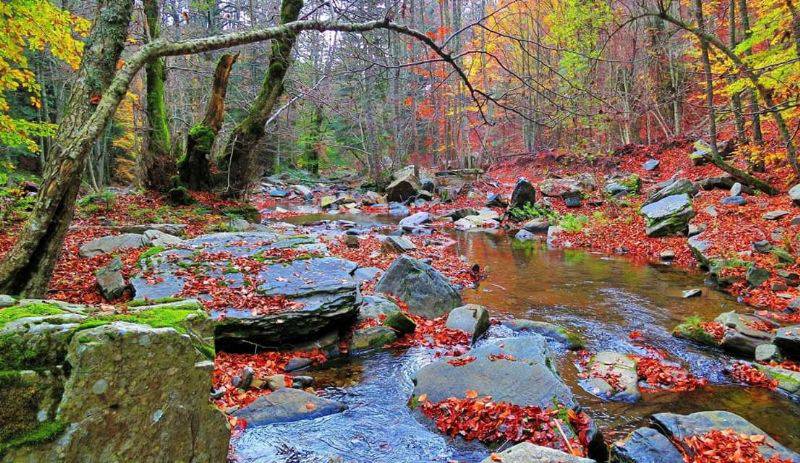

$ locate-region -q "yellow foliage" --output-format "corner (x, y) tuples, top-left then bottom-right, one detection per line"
(0, 0), (89, 151)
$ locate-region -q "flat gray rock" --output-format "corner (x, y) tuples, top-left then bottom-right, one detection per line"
(412, 336), (575, 409)
(79, 233), (148, 258)
(479, 442), (594, 463)
(640, 194), (694, 237)
(233, 388), (345, 426)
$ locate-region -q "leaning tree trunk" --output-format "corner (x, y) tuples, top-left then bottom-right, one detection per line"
(0, 0), (134, 296)
(222, 0), (303, 198)
(179, 52), (238, 190)
(694, 0), (778, 195)
(139, 0), (174, 191)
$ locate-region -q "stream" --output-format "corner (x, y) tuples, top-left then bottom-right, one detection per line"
(232, 212), (800, 463)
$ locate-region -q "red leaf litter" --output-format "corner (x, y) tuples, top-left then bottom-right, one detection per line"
(447, 356), (477, 366)
(212, 349), (327, 411)
(389, 311), (471, 356)
(575, 350), (624, 393)
(682, 429), (792, 463)
(729, 362), (778, 390)
(633, 356), (707, 392)
(700, 321), (726, 343)
(173, 249), (312, 316)
(417, 393), (588, 456)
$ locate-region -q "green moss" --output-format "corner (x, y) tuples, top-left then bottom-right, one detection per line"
(559, 328), (586, 349)
(673, 315), (719, 346)
(76, 308), (202, 335)
(221, 204), (261, 223)
(0, 303), (64, 328)
(618, 174), (641, 193)
(138, 246), (166, 263)
(0, 420), (66, 457)
(558, 213), (589, 233)
(187, 124), (215, 154)
(127, 296), (184, 308)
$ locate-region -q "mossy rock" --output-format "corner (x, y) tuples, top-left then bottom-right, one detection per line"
(0, 419), (66, 459)
(166, 186), (194, 206)
(0, 303), (85, 370)
(221, 204), (261, 224)
(0, 369), (65, 450)
(673, 316), (720, 347)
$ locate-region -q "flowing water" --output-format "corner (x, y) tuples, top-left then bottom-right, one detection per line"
(233, 213), (800, 462)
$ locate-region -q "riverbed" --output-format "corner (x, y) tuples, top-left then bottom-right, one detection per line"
(233, 215), (800, 462)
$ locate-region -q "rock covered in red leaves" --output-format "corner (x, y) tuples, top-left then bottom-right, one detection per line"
(651, 411), (800, 463)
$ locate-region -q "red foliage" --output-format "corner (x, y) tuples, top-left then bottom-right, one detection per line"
(417, 393), (586, 456)
(701, 321), (726, 343)
(766, 360), (800, 372)
(729, 362), (778, 389)
(389, 312), (471, 356)
(212, 349), (327, 410)
(683, 429), (791, 463)
(447, 355), (477, 366)
(634, 356), (707, 392)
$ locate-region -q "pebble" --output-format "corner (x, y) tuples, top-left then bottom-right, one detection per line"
(682, 289), (702, 298)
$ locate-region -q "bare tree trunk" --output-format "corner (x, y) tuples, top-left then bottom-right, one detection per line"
(222, 0), (303, 198)
(140, 0), (174, 191)
(737, 0), (763, 147)
(728, 0), (746, 141)
(0, 0), (134, 296)
(179, 52), (238, 189)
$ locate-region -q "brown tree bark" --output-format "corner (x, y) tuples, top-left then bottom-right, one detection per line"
(221, 0), (303, 198)
(0, 0), (134, 296)
(179, 52), (238, 190)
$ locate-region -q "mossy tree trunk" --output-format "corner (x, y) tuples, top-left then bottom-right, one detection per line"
(0, 0), (134, 297)
(179, 53), (238, 190)
(221, 0), (303, 198)
(139, 0), (174, 191)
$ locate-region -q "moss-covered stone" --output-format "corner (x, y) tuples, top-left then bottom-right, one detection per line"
(0, 369), (64, 450)
(0, 303), (65, 328)
(221, 204), (261, 223)
(673, 315), (720, 347)
(0, 420), (66, 458)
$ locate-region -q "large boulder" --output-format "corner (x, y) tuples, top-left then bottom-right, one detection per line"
(9, 322), (229, 463)
(651, 411), (800, 462)
(715, 311), (775, 356)
(645, 178), (697, 206)
(445, 304), (490, 343)
(232, 388), (345, 426)
(640, 194), (695, 237)
(610, 427), (684, 463)
(412, 336), (575, 409)
(539, 177), (587, 198)
(386, 167), (421, 203)
(479, 442), (594, 463)
(79, 233), (148, 258)
(215, 257), (360, 350)
(0, 304), (86, 370)
(510, 178), (536, 209)
(374, 255), (461, 318)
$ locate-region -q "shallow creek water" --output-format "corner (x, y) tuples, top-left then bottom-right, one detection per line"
(233, 214), (800, 462)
